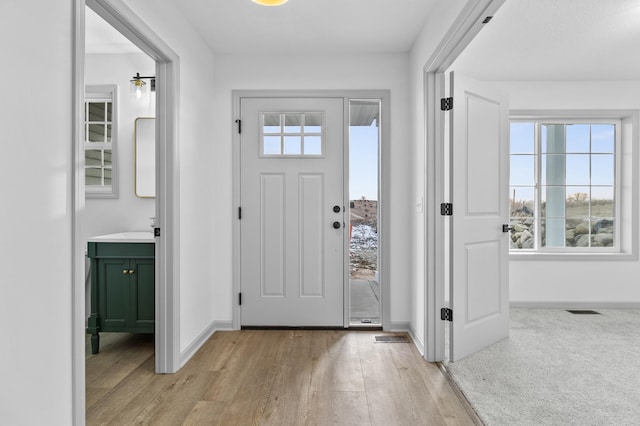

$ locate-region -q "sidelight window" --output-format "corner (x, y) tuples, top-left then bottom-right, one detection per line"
(85, 85), (118, 198)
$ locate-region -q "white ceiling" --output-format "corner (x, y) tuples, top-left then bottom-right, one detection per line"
(85, 0), (640, 81)
(85, 7), (140, 54)
(165, 0), (437, 54)
(453, 0), (640, 81)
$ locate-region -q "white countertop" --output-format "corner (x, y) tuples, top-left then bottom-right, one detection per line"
(87, 231), (155, 243)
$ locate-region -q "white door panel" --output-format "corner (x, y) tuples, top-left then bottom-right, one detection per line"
(240, 97), (344, 326)
(450, 73), (510, 361)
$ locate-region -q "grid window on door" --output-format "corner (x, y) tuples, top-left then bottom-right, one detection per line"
(261, 112), (323, 156)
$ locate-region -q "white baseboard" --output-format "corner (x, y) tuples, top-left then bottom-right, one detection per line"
(510, 301), (640, 309)
(408, 325), (425, 356)
(389, 321), (425, 355)
(179, 320), (218, 368)
(212, 320), (234, 330)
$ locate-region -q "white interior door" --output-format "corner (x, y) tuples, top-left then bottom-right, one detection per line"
(240, 97), (345, 326)
(449, 72), (510, 361)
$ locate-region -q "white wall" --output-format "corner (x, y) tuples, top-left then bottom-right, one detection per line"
(84, 52), (156, 240)
(212, 53), (412, 326)
(495, 81), (640, 305)
(121, 0), (218, 353)
(0, 0), (74, 423)
(408, 0), (468, 351)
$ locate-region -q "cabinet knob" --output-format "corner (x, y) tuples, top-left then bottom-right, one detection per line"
(123, 270), (128, 275)
(128, 269), (135, 274)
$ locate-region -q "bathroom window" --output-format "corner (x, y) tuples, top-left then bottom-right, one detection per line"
(85, 85), (118, 198)
(261, 112), (323, 157)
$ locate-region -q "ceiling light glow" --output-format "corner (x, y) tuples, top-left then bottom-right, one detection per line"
(252, 0), (289, 6)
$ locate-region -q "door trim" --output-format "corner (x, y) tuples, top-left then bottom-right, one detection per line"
(73, 0), (180, 423)
(232, 90), (390, 330)
(422, 0), (506, 362)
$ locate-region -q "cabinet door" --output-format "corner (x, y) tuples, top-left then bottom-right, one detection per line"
(130, 258), (155, 330)
(98, 258), (130, 329)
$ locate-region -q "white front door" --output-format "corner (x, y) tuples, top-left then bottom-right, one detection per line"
(240, 97), (345, 326)
(449, 72), (510, 361)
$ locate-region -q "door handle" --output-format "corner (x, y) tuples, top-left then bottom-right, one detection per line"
(332, 221), (342, 229)
(502, 224), (514, 233)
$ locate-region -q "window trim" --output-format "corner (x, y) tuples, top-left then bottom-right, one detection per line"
(509, 109), (638, 261)
(85, 84), (118, 199)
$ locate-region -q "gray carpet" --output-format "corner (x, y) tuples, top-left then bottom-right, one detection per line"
(445, 308), (640, 426)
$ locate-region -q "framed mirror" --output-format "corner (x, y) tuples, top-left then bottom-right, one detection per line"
(134, 117), (155, 198)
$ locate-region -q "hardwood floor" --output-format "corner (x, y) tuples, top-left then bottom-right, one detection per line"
(86, 331), (479, 425)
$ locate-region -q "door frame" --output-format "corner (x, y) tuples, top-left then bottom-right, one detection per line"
(232, 90), (390, 330)
(72, 0), (180, 423)
(422, 0), (506, 362)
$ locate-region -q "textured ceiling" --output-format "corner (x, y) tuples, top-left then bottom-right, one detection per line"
(452, 0), (640, 81)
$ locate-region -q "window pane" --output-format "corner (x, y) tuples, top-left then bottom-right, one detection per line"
(564, 218), (590, 247)
(88, 102), (105, 121)
(510, 155), (535, 186)
(86, 150), (101, 166)
(106, 102), (112, 122)
(510, 122), (534, 154)
(591, 187), (614, 217)
(304, 136), (322, 155)
(263, 136), (281, 155)
(542, 124), (565, 154)
(284, 114), (302, 133)
(104, 150), (112, 166)
(263, 114), (280, 133)
(86, 168), (102, 185)
(566, 124), (590, 153)
(284, 136), (301, 155)
(88, 124), (105, 142)
(104, 168), (112, 185)
(304, 113), (322, 133)
(541, 218), (566, 248)
(541, 186), (565, 218)
(591, 124), (614, 153)
(106, 124), (112, 143)
(565, 154), (590, 185)
(541, 154), (566, 186)
(591, 154), (614, 185)
(510, 218), (535, 249)
(510, 186), (534, 217)
(591, 218), (614, 247)
(566, 187), (590, 218)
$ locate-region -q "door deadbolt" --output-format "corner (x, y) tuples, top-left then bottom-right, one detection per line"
(333, 205), (341, 213)
(332, 221), (341, 229)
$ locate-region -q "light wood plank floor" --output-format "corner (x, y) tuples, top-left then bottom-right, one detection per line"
(86, 331), (478, 425)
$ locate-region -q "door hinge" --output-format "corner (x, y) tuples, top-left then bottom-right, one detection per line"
(238, 207), (242, 220)
(235, 119), (242, 134)
(440, 97), (453, 111)
(238, 292), (242, 306)
(154, 227), (161, 237)
(440, 203), (453, 216)
(441, 308), (453, 322)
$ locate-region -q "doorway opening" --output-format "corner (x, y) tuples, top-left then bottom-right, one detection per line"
(349, 100), (381, 326)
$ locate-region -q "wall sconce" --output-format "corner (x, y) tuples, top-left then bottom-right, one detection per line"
(130, 72), (155, 100)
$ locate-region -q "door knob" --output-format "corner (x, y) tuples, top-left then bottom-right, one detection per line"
(332, 221), (341, 229)
(333, 205), (341, 213)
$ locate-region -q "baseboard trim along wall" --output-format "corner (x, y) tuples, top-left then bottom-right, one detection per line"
(510, 301), (640, 309)
(409, 325), (425, 356)
(179, 320), (232, 367)
(389, 321), (425, 356)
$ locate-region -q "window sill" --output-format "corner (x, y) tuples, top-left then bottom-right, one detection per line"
(509, 251), (637, 261)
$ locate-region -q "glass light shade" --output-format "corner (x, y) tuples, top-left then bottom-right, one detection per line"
(252, 0), (289, 6)
(130, 79), (147, 100)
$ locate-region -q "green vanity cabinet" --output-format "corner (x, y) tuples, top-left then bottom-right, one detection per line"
(86, 241), (155, 354)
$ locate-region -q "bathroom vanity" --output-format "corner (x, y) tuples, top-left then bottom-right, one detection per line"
(86, 232), (155, 354)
